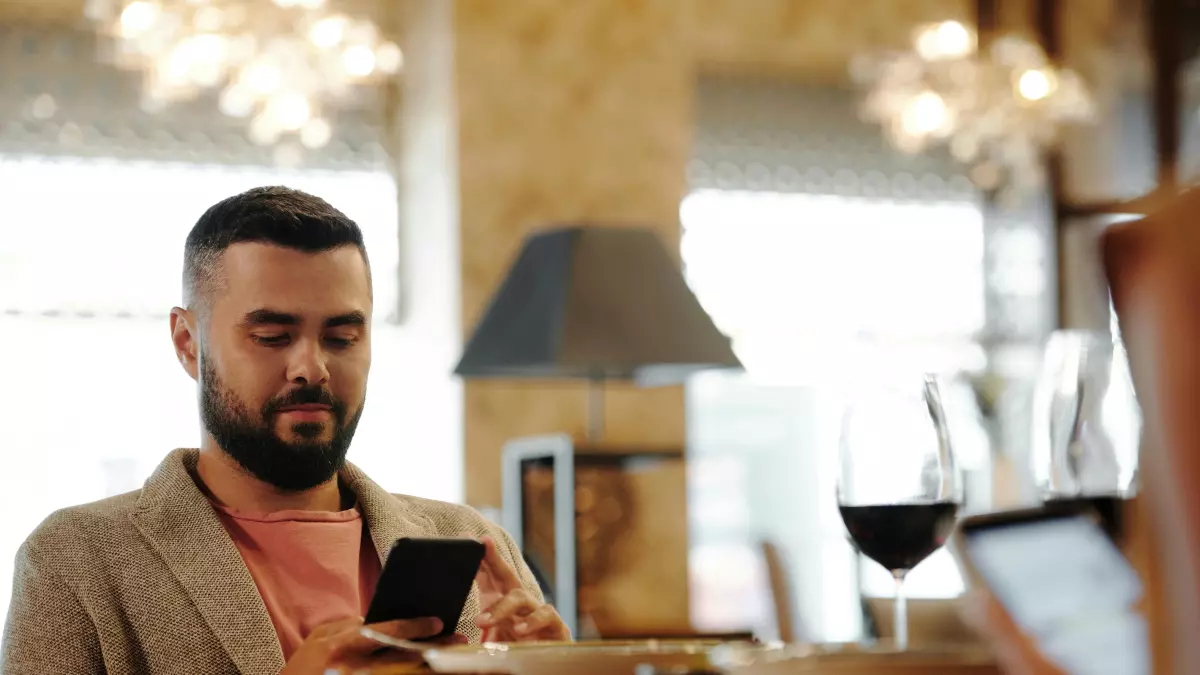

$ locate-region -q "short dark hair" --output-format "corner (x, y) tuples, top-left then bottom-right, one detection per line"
(183, 186), (370, 310)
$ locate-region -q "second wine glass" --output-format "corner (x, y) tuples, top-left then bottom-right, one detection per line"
(838, 374), (961, 651)
(1031, 329), (1140, 542)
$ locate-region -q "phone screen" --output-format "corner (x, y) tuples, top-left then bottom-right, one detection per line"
(963, 515), (1149, 675)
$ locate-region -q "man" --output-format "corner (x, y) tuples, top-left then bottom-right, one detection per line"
(2, 187), (569, 674)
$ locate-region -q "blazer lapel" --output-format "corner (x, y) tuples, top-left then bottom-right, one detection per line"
(341, 461), (437, 562)
(342, 464), (489, 641)
(130, 449), (285, 675)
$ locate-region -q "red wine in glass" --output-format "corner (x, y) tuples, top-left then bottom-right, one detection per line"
(838, 375), (961, 650)
(839, 501), (960, 572)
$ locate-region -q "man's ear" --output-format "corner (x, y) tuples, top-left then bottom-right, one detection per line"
(170, 307), (200, 381)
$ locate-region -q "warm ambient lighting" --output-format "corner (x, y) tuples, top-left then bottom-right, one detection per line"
(852, 20), (1095, 201)
(1016, 68), (1056, 101)
(901, 90), (950, 137)
(84, 0), (403, 150)
(914, 20), (975, 61)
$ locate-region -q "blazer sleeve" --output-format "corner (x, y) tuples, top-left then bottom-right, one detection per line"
(491, 525), (546, 604)
(1, 542), (104, 675)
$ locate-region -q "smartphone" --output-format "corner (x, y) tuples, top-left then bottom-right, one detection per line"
(364, 537), (486, 639)
(950, 508), (1149, 675)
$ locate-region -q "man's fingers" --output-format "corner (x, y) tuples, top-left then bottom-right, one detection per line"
(366, 617), (445, 641)
(477, 589), (538, 627)
(463, 531), (506, 596)
(513, 604), (564, 638)
(333, 617), (444, 657)
(474, 560), (500, 596)
(480, 536), (523, 590)
(332, 647), (426, 671)
(425, 633), (469, 646)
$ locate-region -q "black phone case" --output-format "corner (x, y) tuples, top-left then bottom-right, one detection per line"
(364, 537), (486, 638)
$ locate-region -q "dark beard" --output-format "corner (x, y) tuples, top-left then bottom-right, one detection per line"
(199, 351), (364, 492)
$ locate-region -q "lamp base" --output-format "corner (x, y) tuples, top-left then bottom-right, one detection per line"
(501, 434), (690, 639)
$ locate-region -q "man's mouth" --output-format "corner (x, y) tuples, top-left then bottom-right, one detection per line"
(277, 404), (333, 421)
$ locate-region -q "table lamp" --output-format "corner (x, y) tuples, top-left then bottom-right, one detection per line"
(455, 225), (741, 437)
(454, 225), (742, 637)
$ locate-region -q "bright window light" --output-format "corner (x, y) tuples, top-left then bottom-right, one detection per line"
(680, 189), (986, 385)
(0, 155), (400, 319)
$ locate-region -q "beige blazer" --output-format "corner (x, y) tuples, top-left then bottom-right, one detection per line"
(1, 449), (543, 674)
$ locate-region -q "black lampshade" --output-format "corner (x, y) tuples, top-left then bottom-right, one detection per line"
(455, 226), (742, 386)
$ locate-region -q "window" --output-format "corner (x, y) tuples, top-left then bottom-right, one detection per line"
(0, 157), (400, 318)
(0, 155), (461, 622)
(682, 189), (983, 641)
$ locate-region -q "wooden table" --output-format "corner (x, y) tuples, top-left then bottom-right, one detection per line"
(357, 654), (1002, 674)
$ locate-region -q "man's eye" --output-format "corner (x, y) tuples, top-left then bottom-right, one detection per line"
(252, 335), (289, 346)
(325, 336), (356, 348)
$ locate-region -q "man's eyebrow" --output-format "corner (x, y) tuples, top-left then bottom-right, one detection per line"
(240, 309), (299, 326)
(238, 309), (367, 328)
(325, 311), (367, 328)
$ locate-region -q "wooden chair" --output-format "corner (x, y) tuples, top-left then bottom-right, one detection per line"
(1102, 190), (1200, 673)
(760, 540), (799, 643)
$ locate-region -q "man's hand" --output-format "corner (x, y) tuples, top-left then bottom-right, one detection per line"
(280, 616), (453, 675)
(473, 536), (571, 642)
(960, 591), (1065, 675)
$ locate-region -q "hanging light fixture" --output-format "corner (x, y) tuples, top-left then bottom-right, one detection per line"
(851, 20), (1096, 201)
(84, 0), (403, 150)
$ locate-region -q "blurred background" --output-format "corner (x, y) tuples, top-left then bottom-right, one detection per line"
(0, 0), (1174, 647)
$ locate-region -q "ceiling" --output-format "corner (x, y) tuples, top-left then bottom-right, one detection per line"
(0, 0), (398, 26)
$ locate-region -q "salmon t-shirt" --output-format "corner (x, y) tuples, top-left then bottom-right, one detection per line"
(212, 502), (382, 661)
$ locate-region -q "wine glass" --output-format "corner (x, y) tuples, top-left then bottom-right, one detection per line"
(838, 375), (961, 650)
(1031, 330), (1140, 541)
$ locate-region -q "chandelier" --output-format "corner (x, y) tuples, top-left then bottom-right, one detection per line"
(851, 20), (1096, 200)
(84, 0), (403, 150)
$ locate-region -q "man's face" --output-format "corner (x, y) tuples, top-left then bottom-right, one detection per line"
(197, 242), (372, 492)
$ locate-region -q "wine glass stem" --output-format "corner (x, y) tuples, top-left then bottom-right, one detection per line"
(893, 570), (908, 650)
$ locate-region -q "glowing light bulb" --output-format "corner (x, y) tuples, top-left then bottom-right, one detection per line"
(900, 90), (948, 136)
(1017, 68), (1056, 101)
(119, 1), (160, 37)
(300, 117), (332, 148)
(182, 34), (226, 87)
(375, 42), (403, 74)
(935, 21), (974, 58)
(309, 16), (346, 49)
(341, 45), (376, 78)
(161, 45), (194, 86)
(241, 62), (282, 95)
(915, 20), (974, 61)
(266, 92), (312, 131)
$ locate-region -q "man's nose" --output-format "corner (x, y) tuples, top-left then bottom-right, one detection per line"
(285, 338), (330, 386)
